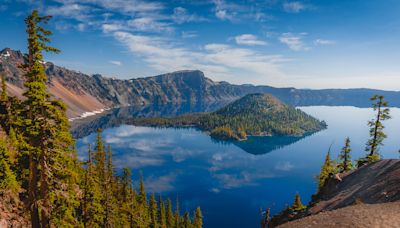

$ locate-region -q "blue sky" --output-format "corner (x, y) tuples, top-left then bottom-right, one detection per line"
(1, 0), (400, 90)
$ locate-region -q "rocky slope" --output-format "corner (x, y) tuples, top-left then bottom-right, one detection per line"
(2, 48), (400, 118)
(278, 201), (400, 228)
(271, 159), (400, 227)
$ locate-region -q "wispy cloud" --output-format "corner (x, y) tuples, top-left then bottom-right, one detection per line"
(112, 31), (287, 84)
(109, 60), (122, 66)
(212, 0), (267, 22)
(172, 7), (207, 24)
(279, 32), (310, 51)
(235, 34), (267, 46)
(314, 39), (336, 45)
(127, 17), (173, 33)
(283, 1), (312, 13)
(181, 31), (198, 39)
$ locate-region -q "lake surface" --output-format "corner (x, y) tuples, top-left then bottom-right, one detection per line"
(75, 106), (400, 228)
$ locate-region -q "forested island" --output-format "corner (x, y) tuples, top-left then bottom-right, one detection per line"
(125, 93), (327, 140)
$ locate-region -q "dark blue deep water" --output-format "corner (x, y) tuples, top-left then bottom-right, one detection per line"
(75, 106), (400, 228)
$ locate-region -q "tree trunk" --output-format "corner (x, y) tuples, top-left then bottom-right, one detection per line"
(29, 152), (40, 228)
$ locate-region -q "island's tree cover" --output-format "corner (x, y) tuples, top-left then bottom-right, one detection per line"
(126, 94), (326, 141)
(0, 10), (202, 228)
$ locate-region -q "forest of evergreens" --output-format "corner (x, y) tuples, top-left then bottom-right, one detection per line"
(0, 10), (202, 228)
(126, 93), (327, 141)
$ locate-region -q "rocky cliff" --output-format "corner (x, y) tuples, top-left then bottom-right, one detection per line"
(2, 48), (400, 118)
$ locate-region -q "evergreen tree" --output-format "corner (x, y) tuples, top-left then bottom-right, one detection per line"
(0, 139), (19, 191)
(183, 212), (192, 228)
(337, 137), (352, 172)
(104, 144), (116, 227)
(174, 197), (181, 228)
(360, 95), (391, 166)
(317, 149), (334, 191)
(166, 198), (175, 228)
(83, 145), (104, 227)
(137, 173), (149, 227)
(159, 195), (167, 228)
(149, 193), (158, 228)
(193, 207), (203, 228)
(1, 74), (7, 101)
(290, 192), (306, 211)
(21, 10), (79, 227)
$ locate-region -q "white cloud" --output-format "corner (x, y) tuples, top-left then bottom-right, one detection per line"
(279, 32), (310, 51)
(283, 1), (311, 13)
(181, 31), (198, 38)
(109, 60), (122, 66)
(172, 7), (206, 24)
(113, 31), (287, 84)
(314, 39), (336, 45)
(235, 34), (267, 46)
(127, 17), (173, 33)
(46, 3), (91, 21)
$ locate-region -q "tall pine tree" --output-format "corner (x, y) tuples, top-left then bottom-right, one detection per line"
(21, 10), (79, 227)
(360, 95), (391, 166)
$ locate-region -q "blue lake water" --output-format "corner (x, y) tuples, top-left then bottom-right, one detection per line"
(75, 106), (400, 228)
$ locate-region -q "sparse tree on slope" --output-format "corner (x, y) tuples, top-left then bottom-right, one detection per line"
(317, 149), (334, 192)
(338, 137), (353, 172)
(290, 192), (306, 211)
(359, 95), (391, 166)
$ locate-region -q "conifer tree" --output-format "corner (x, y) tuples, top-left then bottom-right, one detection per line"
(166, 198), (175, 228)
(0, 75), (9, 130)
(290, 192), (306, 211)
(137, 173), (149, 227)
(21, 10), (79, 227)
(338, 137), (352, 172)
(149, 193), (159, 228)
(174, 197), (181, 228)
(104, 144), (116, 227)
(82, 145), (103, 227)
(159, 195), (167, 228)
(0, 139), (19, 191)
(1, 74), (6, 101)
(193, 207), (203, 228)
(317, 149), (334, 191)
(360, 95), (391, 166)
(183, 212), (192, 228)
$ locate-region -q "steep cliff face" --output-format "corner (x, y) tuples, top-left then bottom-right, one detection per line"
(2, 48), (400, 118)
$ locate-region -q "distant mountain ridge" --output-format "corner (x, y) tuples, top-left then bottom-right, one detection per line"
(1, 48), (400, 118)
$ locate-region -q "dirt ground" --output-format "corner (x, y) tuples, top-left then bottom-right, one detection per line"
(278, 201), (400, 228)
